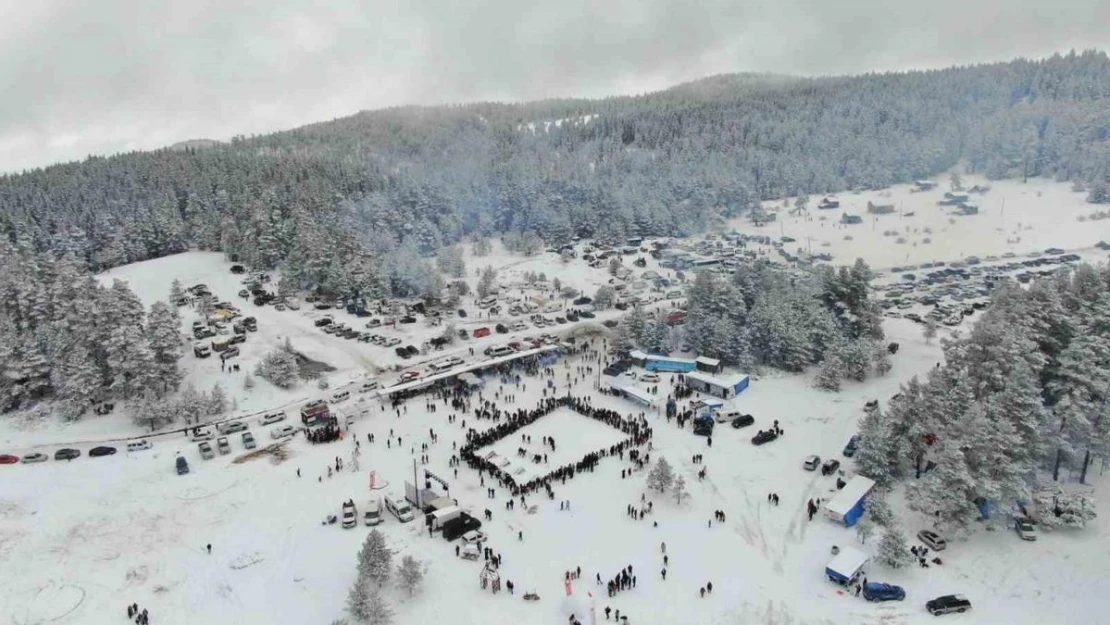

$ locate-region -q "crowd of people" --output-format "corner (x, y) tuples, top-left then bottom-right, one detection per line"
(457, 394), (653, 498)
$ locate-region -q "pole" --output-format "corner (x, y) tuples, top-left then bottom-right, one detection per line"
(413, 458), (421, 509)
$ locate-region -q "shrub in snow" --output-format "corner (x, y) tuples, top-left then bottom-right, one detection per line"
(856, 516), (876, 544)
(396, 555), (425, 596)
(317, 377), (330, 390)
(646, 457), (674, 494)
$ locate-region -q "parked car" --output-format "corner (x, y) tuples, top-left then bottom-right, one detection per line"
(0, 454), (19, 464)
(55, 448), (81, 461)
(461, 529), (487, 545)
(216, 437), (231, 455)
(126, 440), (152, 452)
(198, 441), (215, 460)
(271, 425), (297, 440)
(90, 446), (116, 457)
(803, 455), (820, 471)
(21, 452), (48, 464)
(217, 421), (248, 435)
(917, 529), (947, 551)
(242, 431), (257, 450)
(862, 582), (906, 602)
(342, 501), (358, 529)
(640, 373), (660, 383)
(1015, 519), (1037, 541)
(751, 430), (779, 446)
(399, 371), (421, 383)
(843, 434), (861, 458)
(176, 455), (190, 475)
(259, 412), (286, 426)
(821, 459), (841, 475)
(926, 594), (971, 616)
(729, 414), (755, 428)
(314, 318), (333, 327)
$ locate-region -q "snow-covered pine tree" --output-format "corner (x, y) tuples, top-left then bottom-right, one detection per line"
(347, 576), (371, 623)
(593, 286), (615, 310)
(396, 555), (424, 596)
(646, 457), (674, 493)
(358, 529), (394, 587)
(206, 383), (227, 416)
(259, 348), (300, 388)
(146, 301), (183, 396)
(855, 515), (875, 544)
(814, 353), (843, 391)
(169, 278), (185, 307)
(923, 318), (938, 344)
(855, 403), (896, 487)
(672, 474), (689, 504)
(865, 493), (895, 529)
(625, 305), (647, 346)
(365, 587), (393, 625)
(871, 343), (893, 376)
(877, 526), (912, 568)
(104, 323), (156, 399)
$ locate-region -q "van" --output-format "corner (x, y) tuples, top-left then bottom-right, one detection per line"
(211, 337), (230, 352)
(331, 390), (351, 403)
(358, 380), (380, 394)
(385, 494), (414, 523)
(193, 344), (211, 358)
(364, 499), (383, 526)
(428, 505), (463, 531)
(127, 440), (152, 453)
(484, 345), (514, 358)
(176, 456), (189, 475)
(478, 297), (498, 309)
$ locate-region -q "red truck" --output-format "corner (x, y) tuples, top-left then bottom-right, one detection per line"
(472, 327), (492, 338)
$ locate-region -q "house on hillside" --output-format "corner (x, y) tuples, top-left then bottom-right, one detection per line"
(866, 201), (895, 215)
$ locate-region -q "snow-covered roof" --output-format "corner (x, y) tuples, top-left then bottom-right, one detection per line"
(695, 357), (721, 367)
(379, 345), (559, 397)
(685, 370), (749, 389)
(826, 546), (869, 578)
(616, 385), (656, 405)
(825, 476), (876, 516)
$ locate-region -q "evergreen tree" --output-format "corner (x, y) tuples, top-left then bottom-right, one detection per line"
(365, 587), (393, 625)
(207, 383), (227, 416)
(855, 403), (896, 487)
(814, 354), (843, 391)
(672, 474), (689, 504)
(347, 577), (372, 623)
(593, 286), (616, 310)
(396, 555), (425, 597)
(923, 318), (938, 344)
(646, 457), (675, 493)
(104, 323), (156, 399)
(358, 529), (394, 587)
(258, 348), (300, 388)
(877, 526), (912, 568)
(146, 301), (183, 396)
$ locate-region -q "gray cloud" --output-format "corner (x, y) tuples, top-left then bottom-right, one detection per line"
(1, 0), (1107, 172)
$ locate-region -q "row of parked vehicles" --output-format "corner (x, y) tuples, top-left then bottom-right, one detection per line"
(1, 440), (154, 465)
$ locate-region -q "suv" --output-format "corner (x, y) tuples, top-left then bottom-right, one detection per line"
(242, 431), (257, 450)
(342, 501), (358, 529)
(1015, 519), (1037, 541)
(917, 529), (947, 551)
(176, 456), (190, 475)
(843, 434), (861, 458)
(926, 595), (971, 616)
(862, 582), (905, 602)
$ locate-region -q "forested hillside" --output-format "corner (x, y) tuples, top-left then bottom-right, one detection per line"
(1, 51), (1108, 298)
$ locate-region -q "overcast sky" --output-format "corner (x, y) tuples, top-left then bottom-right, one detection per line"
(1, 0), (1107, 173)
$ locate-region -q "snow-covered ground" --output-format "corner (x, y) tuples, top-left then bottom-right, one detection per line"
(737, 175), (1110, 270)
(3, 178), (1110, 625)
(3, 315), (1109, 625)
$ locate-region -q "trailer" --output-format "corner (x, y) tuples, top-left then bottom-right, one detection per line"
(824, 475), (876, 527)
(427, 505), (464, 531)
(825, 546), (869, 586)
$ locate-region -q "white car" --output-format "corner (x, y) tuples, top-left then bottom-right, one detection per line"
(20, 452), (48, 464)
(803, 455), (820, 471)
(126, 440), (153, 452)
(1015, 519), (1037, 541)
(385, 338), (402, 347)
(461, 530), (486, 545)
(622, 371), (638, 380)
(259, 412), (286, 426)
(270, 425), (297, 440)
(640, 373), (660, 383)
